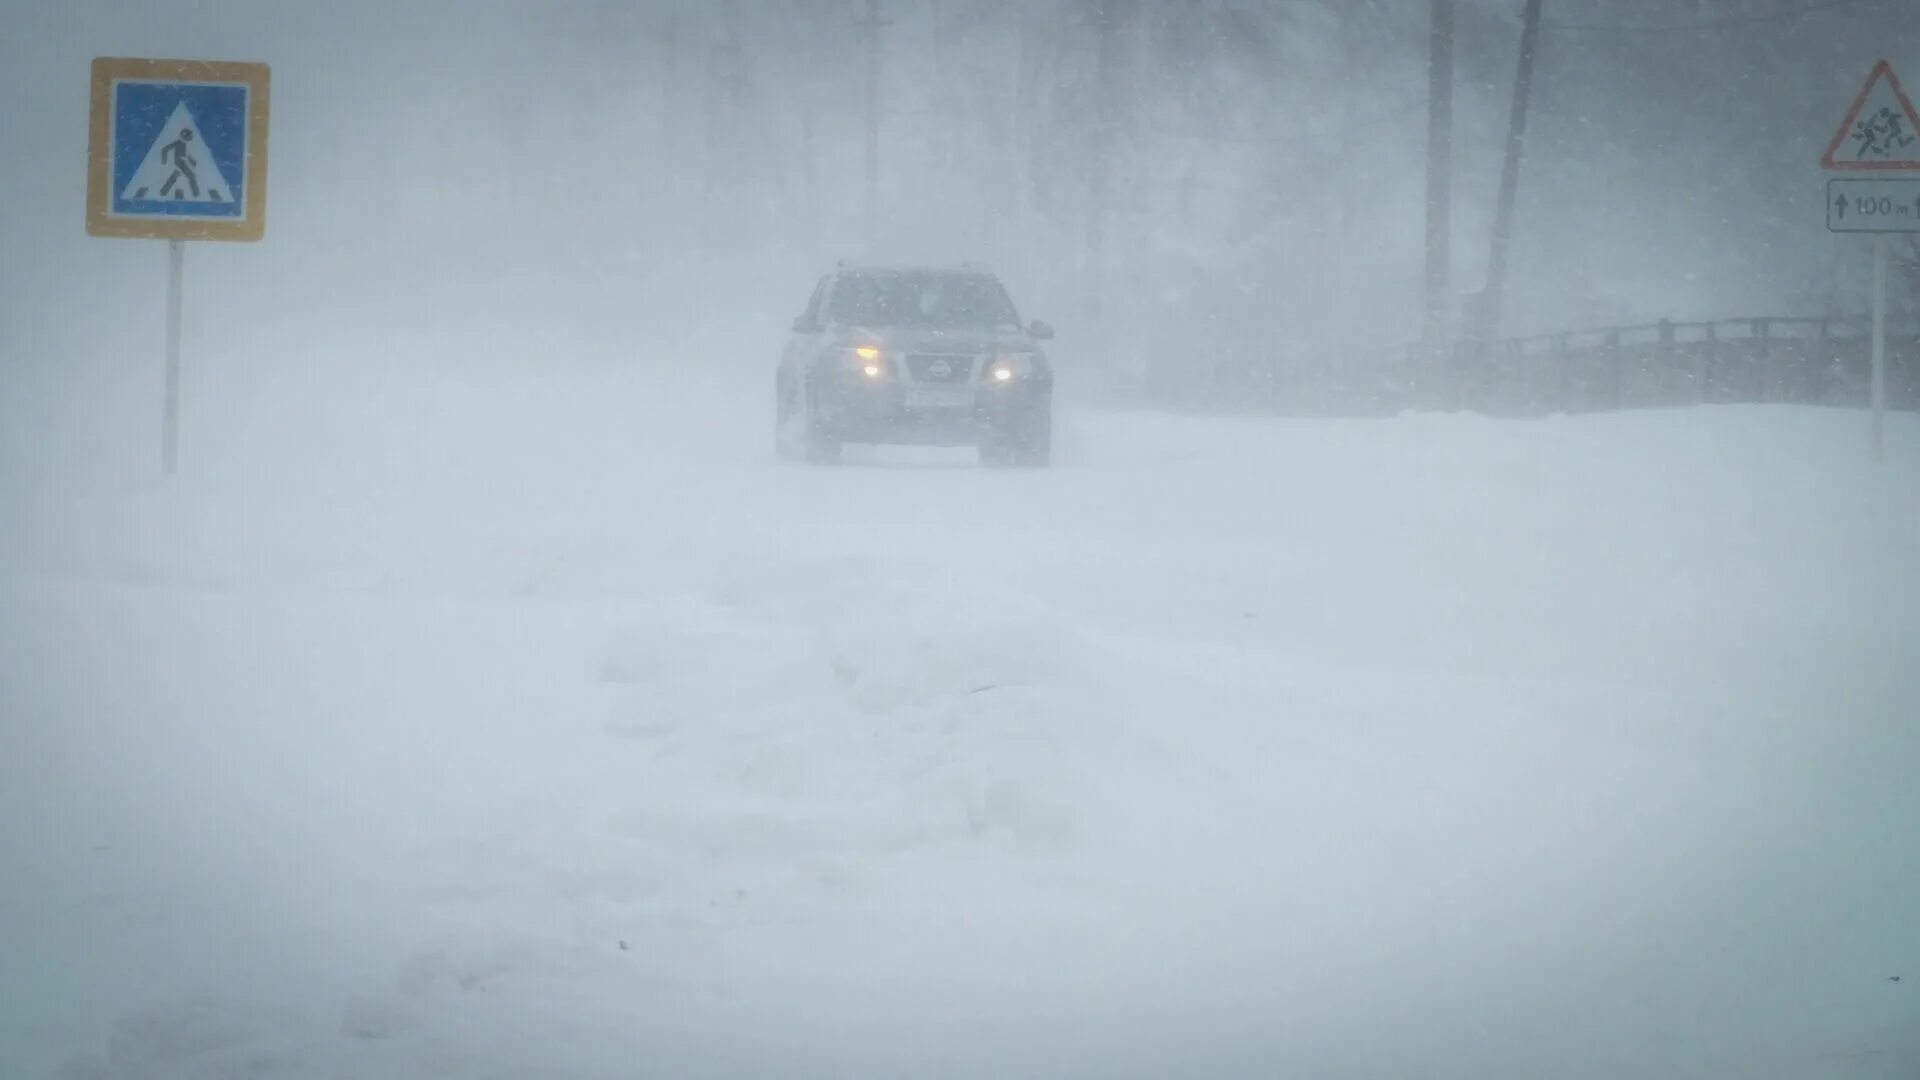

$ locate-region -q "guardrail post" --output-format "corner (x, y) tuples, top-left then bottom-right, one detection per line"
(1606, 329), (1623, 411)
(1554, 334), (1570, 413)
(1753, 318), (1771, 403)
(1815, 317), (1834, 405)
(1499, 337), (1520, 415)
(1445, 339), (1463, 412)
(1657, 319), (1675, 406)
(1698, 323), (1716, 404)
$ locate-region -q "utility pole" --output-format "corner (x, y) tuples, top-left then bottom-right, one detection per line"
(659, 3), (677, 162)
(1473, 0), (1543, 359)
(1086, 0), (1123, 322)
(860, 0), (886, 246)
(1423, 0), (1454, 348)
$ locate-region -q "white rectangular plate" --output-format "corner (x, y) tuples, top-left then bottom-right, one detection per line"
(904, 387), (976, 409)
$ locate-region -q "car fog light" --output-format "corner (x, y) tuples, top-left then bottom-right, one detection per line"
(844, 345), (888, 378)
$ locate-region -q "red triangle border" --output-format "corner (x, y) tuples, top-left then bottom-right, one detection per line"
(1823, 59), (1920, 171)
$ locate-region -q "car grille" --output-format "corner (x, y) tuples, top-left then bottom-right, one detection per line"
(905, 354), (975, 383)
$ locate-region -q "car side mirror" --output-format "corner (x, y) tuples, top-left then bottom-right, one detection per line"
(792, 315), (817, 333)
(1028, 319), (1055, 341)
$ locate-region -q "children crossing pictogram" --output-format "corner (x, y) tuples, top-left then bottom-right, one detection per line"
(1821, 60), (1920, 171)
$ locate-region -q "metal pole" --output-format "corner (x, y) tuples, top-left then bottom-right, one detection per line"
(164, 238), (184, 475)
(1086, 0), (1121, 323)
(1423, 0), (1454, 348)
(1475, 0), (1543, 352)
(863, 0), (881, 246)
(658, 5), (677, 161)
(1871, 232), (1886, 461)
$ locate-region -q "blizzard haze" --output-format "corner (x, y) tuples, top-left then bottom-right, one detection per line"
(2, 2), (1918, 1078)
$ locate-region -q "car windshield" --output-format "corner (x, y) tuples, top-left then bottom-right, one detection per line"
(829, 272), (1019, 329)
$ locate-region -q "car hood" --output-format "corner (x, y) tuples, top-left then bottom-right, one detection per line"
(834, 325), (1038, 354)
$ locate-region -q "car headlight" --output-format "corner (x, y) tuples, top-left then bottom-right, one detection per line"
(988, 351), (1039, 382)
(842, 345), (888, 379)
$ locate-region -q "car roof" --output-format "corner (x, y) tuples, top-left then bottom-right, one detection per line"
(832, 261), (997, 279)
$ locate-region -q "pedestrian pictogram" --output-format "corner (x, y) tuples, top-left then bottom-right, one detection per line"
(1821, 60), (1920, 171)
(121, 102), (236, 205)
(87, 57), (270, 241)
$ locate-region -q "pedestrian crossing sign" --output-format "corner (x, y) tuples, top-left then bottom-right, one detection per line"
(87, 58), (270, 241)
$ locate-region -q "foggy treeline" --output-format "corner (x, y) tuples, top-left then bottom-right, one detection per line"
(4, 1), (1914, 402)
(320, 1), (1913, 376)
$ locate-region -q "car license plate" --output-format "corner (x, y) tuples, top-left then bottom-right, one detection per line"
(905, 387), (975, 409)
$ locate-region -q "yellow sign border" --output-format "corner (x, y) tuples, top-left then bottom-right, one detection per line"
(87, 57), (271, 242)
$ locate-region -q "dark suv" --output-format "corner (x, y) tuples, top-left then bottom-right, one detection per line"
(776, 264), (1055, 467)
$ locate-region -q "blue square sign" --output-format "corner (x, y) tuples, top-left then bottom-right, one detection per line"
(88, 58), (270, 241)
(111, 81), (250, 218)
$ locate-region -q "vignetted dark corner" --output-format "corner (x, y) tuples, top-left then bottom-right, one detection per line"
(2, 2), (1915, 1077)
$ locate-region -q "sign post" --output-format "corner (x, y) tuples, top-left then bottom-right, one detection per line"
(165, 239), (184, 473)
(86, 57), (270, 474)
(1822, 59), (1920, 462)
(1873, 231), (1887, 458)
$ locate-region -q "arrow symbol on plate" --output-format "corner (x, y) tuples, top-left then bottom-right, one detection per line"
(1835, 193), (1849, 219)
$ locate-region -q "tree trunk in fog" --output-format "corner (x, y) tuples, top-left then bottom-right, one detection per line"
(1337, 5), (1364, 244)
(1472, 0), (1543, 361)
(702, 44), (723, 226)
(1423, 0), (1454, 347)
(929, 0), (951, 175)
(1015, 8), (1046, 227)
(659, 3), (677, 166)
(863, 0), (883, 246)
(1086, 0), (1124, 325)
(799, 104), (819, 242)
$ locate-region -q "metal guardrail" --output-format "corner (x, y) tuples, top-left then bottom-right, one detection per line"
(1110, 314), (1920, 418)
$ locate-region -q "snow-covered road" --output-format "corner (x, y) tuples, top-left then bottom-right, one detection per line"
(3, 377), (1916, 1078)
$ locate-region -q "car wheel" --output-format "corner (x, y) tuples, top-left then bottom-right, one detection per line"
(1013, 411), (1052, 468)
(804, 387), (841, 465)
(774, 374), (797, 460)
(983, 412), (1050, 469)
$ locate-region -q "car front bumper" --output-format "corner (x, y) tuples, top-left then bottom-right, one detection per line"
(813, 374), (1051, 447)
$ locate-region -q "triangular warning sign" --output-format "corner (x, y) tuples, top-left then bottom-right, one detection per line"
(119, 101), (237, 204)
(1823, 60), (1920, 171)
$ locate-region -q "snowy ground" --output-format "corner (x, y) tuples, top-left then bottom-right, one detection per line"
(2, 372), (1916, 1079)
